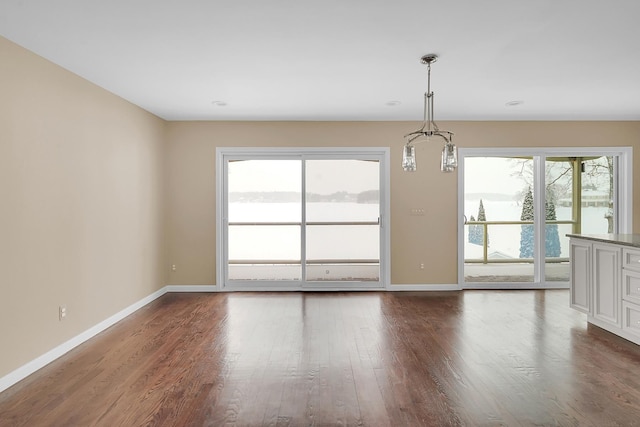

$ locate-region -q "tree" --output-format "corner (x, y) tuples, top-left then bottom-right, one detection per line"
(512, 156), (615, 232)
(468, 215), (482, 245)
(545, 199), (561, 257)
(357, 189), (379, 204)
(519, 187), (562, 258)
(588, 156), (615, 232)
(519, 187), (534, 258)
(476, 199), (488, 246)
(477, 199), (486, 221)
(511, 158), (572, 205)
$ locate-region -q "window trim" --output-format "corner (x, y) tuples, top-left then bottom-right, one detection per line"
(215, 147), (391, 291)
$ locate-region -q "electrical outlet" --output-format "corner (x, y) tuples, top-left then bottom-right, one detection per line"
(59, 305), (67, 321)
(410, 208), (425, 216)
(420, 263), (425, 270)
(171, 264), (176, 272)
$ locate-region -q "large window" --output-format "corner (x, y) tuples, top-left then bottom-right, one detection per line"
(458, 148), (632, 289)
(217, 148), (390, 290)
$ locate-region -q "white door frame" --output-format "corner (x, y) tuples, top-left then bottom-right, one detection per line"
(457, 146), (633, 289)
(216, 147), (391, 291)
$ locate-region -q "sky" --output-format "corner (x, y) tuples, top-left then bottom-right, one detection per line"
(229, 157), (526, 196)
(228, 159), (379, 194)
(464, 157), (526, 195)
(228, 156), (606, 197)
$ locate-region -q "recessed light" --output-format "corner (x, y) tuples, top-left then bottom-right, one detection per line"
(505, 100), (524, 107)
(385, 101), (401, 106)
(212, 100), (228, 107)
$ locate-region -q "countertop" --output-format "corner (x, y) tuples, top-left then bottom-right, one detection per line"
(566, 233), (640, 248)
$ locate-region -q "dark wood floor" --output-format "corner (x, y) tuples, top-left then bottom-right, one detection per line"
(1, 290), (640, 426)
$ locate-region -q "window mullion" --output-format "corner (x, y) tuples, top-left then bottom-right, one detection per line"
(301, 157), (307, 284)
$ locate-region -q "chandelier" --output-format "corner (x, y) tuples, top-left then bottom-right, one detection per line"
(402, 54), (457, 173)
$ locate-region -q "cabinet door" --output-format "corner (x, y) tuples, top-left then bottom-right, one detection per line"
(570, 240), (591, 314)
(592, 243), (621, 327)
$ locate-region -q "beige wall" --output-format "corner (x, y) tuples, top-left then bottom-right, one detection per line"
(165, 121), (640, 286)
(0, 37), (166, 378)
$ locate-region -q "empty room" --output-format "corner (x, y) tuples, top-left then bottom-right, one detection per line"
(1, 1), (640, 426)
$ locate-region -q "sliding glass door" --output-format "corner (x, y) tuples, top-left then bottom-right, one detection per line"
(217, 148), (389, 290)
(305, 159), (380, 282)
(459, 148), (632, 288)
(227, 159), (302, 281)
(463, 156), (536, 284)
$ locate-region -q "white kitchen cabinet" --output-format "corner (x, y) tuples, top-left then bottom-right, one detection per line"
(569, 235), (640, 346)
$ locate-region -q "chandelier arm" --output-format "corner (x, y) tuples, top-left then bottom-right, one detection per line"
(434, 132), (451, 143)
(404, 132), (424, 144)
(404, 131), (452, 145)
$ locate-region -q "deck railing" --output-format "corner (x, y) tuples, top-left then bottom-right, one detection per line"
(465, 219), (575, 264)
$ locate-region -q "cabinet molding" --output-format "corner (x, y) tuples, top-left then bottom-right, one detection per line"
(570, 240), (591, 314)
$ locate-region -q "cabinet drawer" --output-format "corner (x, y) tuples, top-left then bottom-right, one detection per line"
(623, 270), (640, 305)
(622, 302), (640, 338)
(623, 248), (640, 272)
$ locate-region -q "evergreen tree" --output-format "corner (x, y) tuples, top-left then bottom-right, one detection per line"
(477, 199), (489, 246)
(545, 199), (561, 257)
(468, 215), (482, 245)
(477, 200), (485, 220)
(519, 188), (534, 258)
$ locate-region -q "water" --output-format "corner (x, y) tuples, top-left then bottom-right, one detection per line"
(229, 202), (379, 222)
(227, 200), (610, 261)
(229, 202), (380, 260)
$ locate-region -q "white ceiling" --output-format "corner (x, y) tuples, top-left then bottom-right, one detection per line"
(1, 0), (640, 121)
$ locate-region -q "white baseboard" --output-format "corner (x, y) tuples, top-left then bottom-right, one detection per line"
(165, 285), (218, 292)
(172, 284), (463, 292)
(387, 284), (462, 291)
(0, 286), (169, 394)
